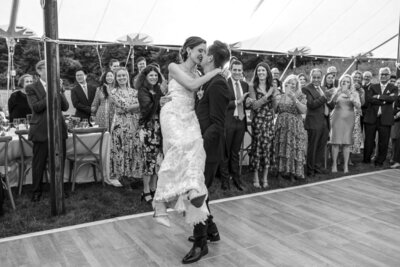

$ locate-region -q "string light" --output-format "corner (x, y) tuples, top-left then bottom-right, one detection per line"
(328, 58), (331, 61)
(123, 44), (126, 48)
(272, 55), (274, 58)
(342, 59), (345, 62)
(17, 39), (19, 42)
(315, 57), (318, 60)
(74, 44), (77, 48)
(167, 48), (169, 52)
(99, 45), (102, 49)
(240, 51), (243, 55)
(256, 53), (259, 57)
(145, 46), (148, 50)
(368, 59), (371, 62)
(286, 54), (289, 57)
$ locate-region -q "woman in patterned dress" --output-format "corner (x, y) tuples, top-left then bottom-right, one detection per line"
(247, 62), (275, 188)
(273, 75), (307, 181)
(91, 70), (114, 131)
(136, 65), (164, 203)
(109, 67), (143, 186)
(350, 70), (365, 159)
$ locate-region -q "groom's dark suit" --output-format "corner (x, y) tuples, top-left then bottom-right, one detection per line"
(193, 74), (230, 248)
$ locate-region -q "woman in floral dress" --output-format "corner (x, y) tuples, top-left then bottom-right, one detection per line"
(273, 75), (307, 181)
(350, 70), (365, 157)
(91, 70), (114, 131)
(109, 67), (143, 187)
(136, 65), (164, 204)
(247, 62), (275, 188)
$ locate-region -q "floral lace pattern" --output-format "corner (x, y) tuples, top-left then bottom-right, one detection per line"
(155, 79), (208, 225)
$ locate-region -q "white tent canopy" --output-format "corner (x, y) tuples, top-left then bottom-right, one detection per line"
(1, 0), (399, 58)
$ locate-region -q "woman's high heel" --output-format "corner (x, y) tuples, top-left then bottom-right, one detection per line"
(141, 192), (153, 204)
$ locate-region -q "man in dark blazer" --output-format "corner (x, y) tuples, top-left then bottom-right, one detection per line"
(219, 60), (249, 191)
(25, 60), (69, 202)
(363, 67), (398, 166)
(361, 71), (373, 131)
(302, 68), (332, 177)
(182, 41), (230, 264)
(71, 69), (96, 121)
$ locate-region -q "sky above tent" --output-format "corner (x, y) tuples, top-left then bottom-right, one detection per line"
(1, 0), (399, 58)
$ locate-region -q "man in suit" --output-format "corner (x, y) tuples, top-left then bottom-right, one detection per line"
(271, 67), (280, 80)
(71, 69), (96, 121)
(25, 60), (69, 202)
(108, 59), (120, 72)
(182, 41), (230, 264)
(361, 71), (373, 131)
(327, 66), (339, 87)
(219, 60), (249, 191)
(302, 68), (332, 177)
(363, 67), (398, 166)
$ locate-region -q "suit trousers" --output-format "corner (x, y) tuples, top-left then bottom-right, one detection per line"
(193, 162), (219, 247)
(220, 118), (246, 183)
(364, 120), (391, 164)
(306, 126), (328, 174)
(32, 139), (66, 195)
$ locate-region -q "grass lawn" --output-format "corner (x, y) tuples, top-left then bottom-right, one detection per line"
(0, 152), (392, 239)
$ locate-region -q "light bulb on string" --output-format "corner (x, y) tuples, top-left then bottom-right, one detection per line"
(315, 57), (318, 60)
(167, 48), (169, 52)
(328, 58), (331, 61)
(99, 44), (102, 49)
(272, 55), (274, 58)
(368, 59), (371, 63)
(257, 53), (259, 57)
(342, 59), (345, 62)
(145, 46), (148, 50)
(74, 44), (77, 48)
(382, 61), (384, 64)
(240, 51), (243, 55)
(17, 39), (19, 43)
(123, 44), (126, 48)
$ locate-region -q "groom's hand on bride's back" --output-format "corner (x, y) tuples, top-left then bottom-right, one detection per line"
(160, 95), (172, 107)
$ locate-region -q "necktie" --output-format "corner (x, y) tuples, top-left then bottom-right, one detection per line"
(235, 82), (245, 120)
(82, 84), (88, 99)
(318, 86), (329, 116)
(377, 84), (386, 116)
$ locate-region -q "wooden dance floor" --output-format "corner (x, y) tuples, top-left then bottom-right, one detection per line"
(1, 169), (400, 266)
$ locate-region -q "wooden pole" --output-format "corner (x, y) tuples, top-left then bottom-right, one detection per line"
(42, 0), (65, 215)
(397, 13), (400, 78)
(280, 56), (294, 80)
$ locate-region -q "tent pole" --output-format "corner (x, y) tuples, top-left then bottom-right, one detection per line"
(397, 12), (400, 78)
(342, 59), (357, 77)
(280, 56), (294, 80)
(43, 0), (65, 216)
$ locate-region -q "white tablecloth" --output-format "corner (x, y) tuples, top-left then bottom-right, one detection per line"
(0, 129), (110, 187)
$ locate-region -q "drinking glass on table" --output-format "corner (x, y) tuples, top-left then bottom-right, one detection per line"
(82, 119), (89, 128)
(2, 121), (10, 133)
(26, 114), (32, 129)
(90, 115), (96, 127)
(13, 119), (20, 130)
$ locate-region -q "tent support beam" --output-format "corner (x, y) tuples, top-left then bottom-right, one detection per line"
(43, 0), (65, 216)
(397, 13), (400, 78)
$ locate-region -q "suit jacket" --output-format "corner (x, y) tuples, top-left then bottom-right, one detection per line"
(71, 83), (96, 120)
(364, 82), (398, 126)
(25, 81), (69, 142)
(302, 83), (328, 130)
(225, 78), (249, 128)
(195, 74), (230, 163)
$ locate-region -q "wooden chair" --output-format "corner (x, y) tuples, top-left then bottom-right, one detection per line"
(0, 136), (16, 210)
(67, 127), (106, 191)
(14, 130), (49, 195)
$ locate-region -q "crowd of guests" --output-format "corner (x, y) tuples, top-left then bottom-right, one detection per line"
(2, 55), (400, 208)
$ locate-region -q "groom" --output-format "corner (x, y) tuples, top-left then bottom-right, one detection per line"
(182, 41), (231, 264)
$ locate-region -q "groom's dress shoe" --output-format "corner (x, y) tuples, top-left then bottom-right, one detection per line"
(232, 178), (244, 191)
(182, 244), (208, 264)
(188, 232), (220, 243)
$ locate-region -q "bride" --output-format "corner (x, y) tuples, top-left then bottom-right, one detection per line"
(153, 36), (221, 227)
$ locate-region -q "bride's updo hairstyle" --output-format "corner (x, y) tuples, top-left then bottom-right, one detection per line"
(180, 36), (206, 62)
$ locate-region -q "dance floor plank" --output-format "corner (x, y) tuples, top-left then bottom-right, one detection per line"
(1, 169), (399, 266)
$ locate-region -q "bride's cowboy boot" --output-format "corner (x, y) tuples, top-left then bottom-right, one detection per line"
(253, 173), (261, 188)
(153, 202), (170, 227)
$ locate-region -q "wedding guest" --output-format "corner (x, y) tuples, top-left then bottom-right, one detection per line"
(248, 62), (275, 188)
(302, 68), (332, 177)
(322, 72), (336, 91)
(132, 57), (147, 86)
(136, 65), (164, 203)
(91, 70), (115, 130)
(109, 67), (142, 187)
(273, 75), (307, 181)
(363, 67), (398, 166)
(350, 70), (365, 156)
(71, 69), (96, 121)
(329, 75), (361, 173)
(271, 67), (280, 80)
(8, 74), (33, 123)
(25, 60), (69, 201)
(327, 66), (339, 87)
(108, 59), (120, 72)
(272, 78), (282, 94)
(361, 71), (373, 131)
(297, 73), (308, 88)
(219, 60), (249, 191)
(390, 74), (397, 85)
(390, 93), (400, 168)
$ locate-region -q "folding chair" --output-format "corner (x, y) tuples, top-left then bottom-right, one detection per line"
(0, 136), (16, 210)
(67, 127), (106, 191)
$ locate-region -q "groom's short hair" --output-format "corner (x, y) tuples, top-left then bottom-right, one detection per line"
(208, 41), (231, 69)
